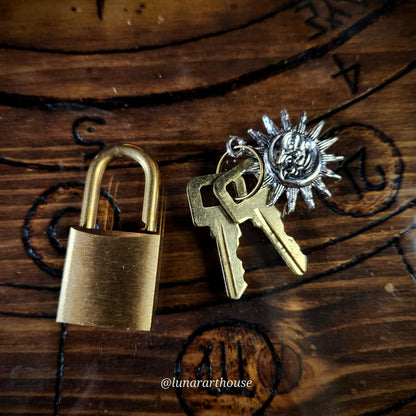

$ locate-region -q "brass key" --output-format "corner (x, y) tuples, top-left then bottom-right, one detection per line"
(186, 173), (248, 299)
(214, 159), (307, 275)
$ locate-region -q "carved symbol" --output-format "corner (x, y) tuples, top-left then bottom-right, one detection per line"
(175, 320), (282, 416)
(319, 124), (403, 217)
(336, 146), (386, 200)
(96, 0), (105, 20)
(195, 344), (214, 384)
(323, 0), (351, 29)
(22, 182), (120, 278)
(331, 54), (360, 94)
(195, 341), (256, 397)
(393, 239), (416, 285)
(72, 116), (107, 160)
(296, 2), (327, 40)
(47, 207), (81, 253)
(297, 0), (366, 40)
(335, 0), (367, 6)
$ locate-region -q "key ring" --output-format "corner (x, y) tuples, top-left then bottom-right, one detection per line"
(216, 144), (264, 201)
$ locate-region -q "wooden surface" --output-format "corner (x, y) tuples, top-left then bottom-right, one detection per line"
(0, 1), (415, 415)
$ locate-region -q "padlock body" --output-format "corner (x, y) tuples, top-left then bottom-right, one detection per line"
(57, 226), (161, 330)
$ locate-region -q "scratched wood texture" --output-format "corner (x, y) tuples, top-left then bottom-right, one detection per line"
(0, 1), (415, 415)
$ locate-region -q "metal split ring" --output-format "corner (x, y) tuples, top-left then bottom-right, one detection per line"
(216, 144), (264, 201)
(226, 136), (246, 158)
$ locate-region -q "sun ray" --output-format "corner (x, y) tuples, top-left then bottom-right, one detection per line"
(262, 173), (275, 188)
(296, 111), (307, 134)
(262, 115), (279, 136)
(322, 167), (342, 181)
(312, 178), (332, 198)
(322, 153), (344, 163)
(300, 186), (315, 209)
(268, 183), (285, 206)
(318, 136), (339, 152)
(244, 161), (261, 175)
(239, 111), (343, 212)
(287, 187), (299, 213)
(255, 147), (266, 157)
(281, 109), (292, 132)
(308, 120), (325, 141)
(248, 129), (271, 146)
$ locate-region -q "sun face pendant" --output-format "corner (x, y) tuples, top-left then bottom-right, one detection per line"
(243, 109), (344, 213)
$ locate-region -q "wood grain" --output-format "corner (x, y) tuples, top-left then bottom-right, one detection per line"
(0, 0), (415, 415)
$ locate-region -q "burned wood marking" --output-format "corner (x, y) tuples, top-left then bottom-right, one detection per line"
(331, 54), (360, 94)
(175, 320), (285, 416)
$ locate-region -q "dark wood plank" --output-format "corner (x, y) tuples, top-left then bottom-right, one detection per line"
(0, 0), (415, 415)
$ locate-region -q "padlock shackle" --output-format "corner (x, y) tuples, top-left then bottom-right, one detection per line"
(80, 144), (160, 233)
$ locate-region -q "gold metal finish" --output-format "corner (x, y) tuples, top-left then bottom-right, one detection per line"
(187, 173), (248, 299)
(214, 158), (307, 275)
(81, 144), (160, 232)
(216, 145), (264, 201)
(57, 144), (162, 331)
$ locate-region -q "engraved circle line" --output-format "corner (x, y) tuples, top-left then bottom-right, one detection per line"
(174, 319), (281, 416)
(21, 181), (121, 278)
(0, 0), (404, 110)
(0, 0), (298, 55)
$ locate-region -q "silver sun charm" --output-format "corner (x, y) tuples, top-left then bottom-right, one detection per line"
(239, 109), (344, 213)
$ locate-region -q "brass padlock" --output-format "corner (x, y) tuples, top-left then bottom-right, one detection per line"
(57, 144), (163, 331)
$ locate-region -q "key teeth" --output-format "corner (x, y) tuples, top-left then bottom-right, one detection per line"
(232, 230), (247, 300)
(254, 205), (308, 275)
(217, 220), (248, 300)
